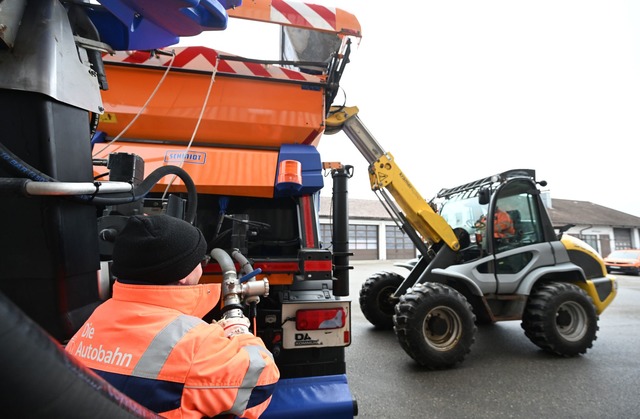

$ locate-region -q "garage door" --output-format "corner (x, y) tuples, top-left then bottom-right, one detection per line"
(614, 228), (632, 250)
(385, 225), (416, 261)
(319, 223), (378, 260)
(349, 224), (378, 260)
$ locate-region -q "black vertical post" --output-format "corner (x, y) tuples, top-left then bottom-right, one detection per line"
(331, 165), (353, 296)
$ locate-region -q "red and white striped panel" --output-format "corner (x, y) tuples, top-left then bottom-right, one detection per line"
(228, 0), (361, 37)
(270, 0), (338, 32)
(102, 46), (323, 83)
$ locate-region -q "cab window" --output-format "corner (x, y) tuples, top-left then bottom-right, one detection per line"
(493, 179), (545, 251)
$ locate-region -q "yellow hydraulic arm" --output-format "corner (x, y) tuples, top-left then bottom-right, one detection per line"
(325, 106), (460, 252)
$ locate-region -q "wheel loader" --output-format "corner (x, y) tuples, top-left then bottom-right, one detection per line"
(326, 106), (618, 369)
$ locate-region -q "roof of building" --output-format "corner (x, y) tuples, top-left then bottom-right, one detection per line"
(319, 197), (391, 220)
(546, 198), (640, 228)
(319, 197), (640, 228)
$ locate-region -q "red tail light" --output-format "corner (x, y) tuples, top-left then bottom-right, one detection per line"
(296, 308), (346, 330)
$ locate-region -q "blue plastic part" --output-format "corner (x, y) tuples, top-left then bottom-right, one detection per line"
(274, 144), (324, 198)
(218, 196), (229, 214)
(91, 131), (107, 149)
(275, 180), (303, 194)
(239, 268), (262, 283)
(261, 374), (356, 419)
(89, 0), (240, 50)
(86, 5), (177, 50)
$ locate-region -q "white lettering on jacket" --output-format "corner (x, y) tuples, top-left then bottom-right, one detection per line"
(74, 341), (133, 368)
(74, 322), (133, 368)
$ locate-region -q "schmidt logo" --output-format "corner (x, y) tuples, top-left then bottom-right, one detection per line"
(164, 150), (206, 164)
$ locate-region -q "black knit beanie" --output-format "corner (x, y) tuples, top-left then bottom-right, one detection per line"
(112, 214), (207, 285)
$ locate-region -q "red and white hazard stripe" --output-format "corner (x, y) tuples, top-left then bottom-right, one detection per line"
(228, 0), (361, 37)
(270, 0), (337, 32)
(102, 46), (323, 83)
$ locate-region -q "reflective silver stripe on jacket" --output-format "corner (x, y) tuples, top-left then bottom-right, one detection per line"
(132, 314), (203, 379)
(228, 345), (274, 415)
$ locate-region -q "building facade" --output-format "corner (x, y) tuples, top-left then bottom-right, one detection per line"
(545, 197), (640, 257)
(319, 196), (640, 260)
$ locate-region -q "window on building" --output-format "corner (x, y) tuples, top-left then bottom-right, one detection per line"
(385, 225), (414, 250)
(580, 234), (598, 251)
(319, 223), (333, 249)
(349, 224), (378, 250)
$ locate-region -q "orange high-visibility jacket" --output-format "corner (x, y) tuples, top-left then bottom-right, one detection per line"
(494, 209), (515, 238)
(65, 281), (279, 419)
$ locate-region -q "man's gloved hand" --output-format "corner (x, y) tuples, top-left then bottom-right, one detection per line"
(217, 316), (252, 338)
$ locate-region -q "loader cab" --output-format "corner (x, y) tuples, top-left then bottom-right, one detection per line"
(465, 176), (557, 287)
(437, 171), (562, 295)
(486, 177), (547, 254)
(439, 176), (549, 262)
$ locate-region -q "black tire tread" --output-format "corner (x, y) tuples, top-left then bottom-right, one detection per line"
(359, 271), (405, 329)
(394, 282), (477, 369)
(521, 281), (598, 356)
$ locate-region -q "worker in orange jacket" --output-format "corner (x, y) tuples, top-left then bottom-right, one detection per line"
(65, 214), (279, 418)
(493, 208), (515, 238)
(474, 207), (515, 247)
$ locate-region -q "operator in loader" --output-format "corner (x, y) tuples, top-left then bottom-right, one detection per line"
(65, 214), (279, 419)
(493, 207), (516, 239)
(474, 207), (516, 248)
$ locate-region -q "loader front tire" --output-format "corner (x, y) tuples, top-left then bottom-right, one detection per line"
(394, 282), (476, 369)
(359, 271), (404, 329)
(521, 282), (598, 356)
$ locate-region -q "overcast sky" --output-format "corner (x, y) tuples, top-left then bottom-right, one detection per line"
(181, 1), (640, 217)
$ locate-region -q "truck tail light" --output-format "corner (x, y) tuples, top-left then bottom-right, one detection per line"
(296, 308), (346, 330)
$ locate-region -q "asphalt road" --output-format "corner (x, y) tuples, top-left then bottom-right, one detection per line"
(344, 260), (640, 419)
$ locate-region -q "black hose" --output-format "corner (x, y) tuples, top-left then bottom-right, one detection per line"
(0, 141), (55, 182)
(0, 178), (30, 191)
(0, 141), (198, 224)
(90, 112), (101, 139)
(89, 165), (198, 224)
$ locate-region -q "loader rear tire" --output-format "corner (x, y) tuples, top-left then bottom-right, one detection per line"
(394, 283), (476, 369)
(521, 282), (598, 356)
(359, 271), (404, 329)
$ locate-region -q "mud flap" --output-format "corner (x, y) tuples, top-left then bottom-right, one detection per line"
(261, 374), (357, 419)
